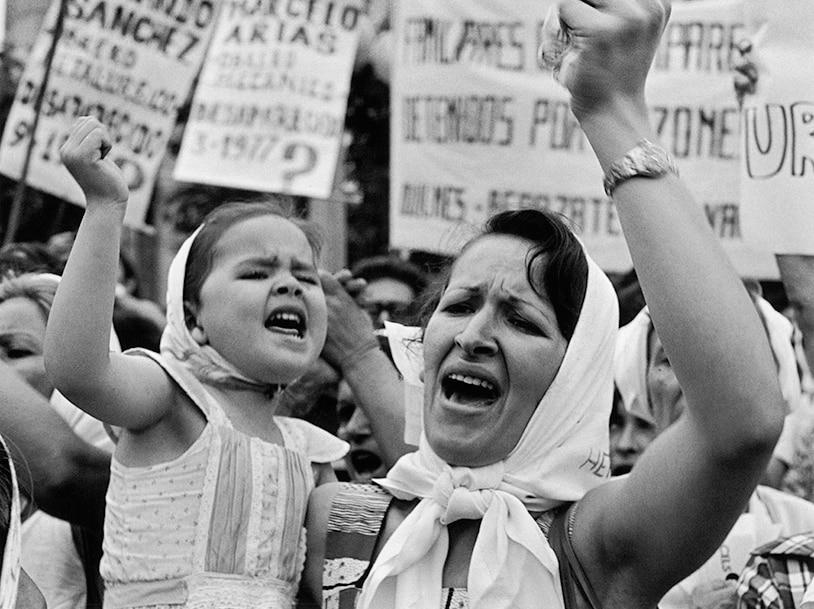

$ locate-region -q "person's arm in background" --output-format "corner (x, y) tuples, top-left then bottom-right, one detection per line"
(760, 255), (814, 490)
(319, 271), (413, 469)
(0, 359), (109, 530)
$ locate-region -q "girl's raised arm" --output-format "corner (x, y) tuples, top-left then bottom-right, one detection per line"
(45, 117), (174, 429)
(556, 0), (784, 603)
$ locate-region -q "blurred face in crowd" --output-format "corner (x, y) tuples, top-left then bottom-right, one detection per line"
(336, 380), (387, 483)
(609, 328), (684, 476)
(609, 394), (657, 476)
(359, 277), (416, 328)
(421, 235), (568, 467)
(0, 296), (52, 398)
(646, 329), (686, 434)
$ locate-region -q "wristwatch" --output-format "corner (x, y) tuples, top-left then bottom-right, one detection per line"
(603, 139), (678, 197)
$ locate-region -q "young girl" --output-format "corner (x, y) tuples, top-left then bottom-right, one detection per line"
(44, 117), (347, 608)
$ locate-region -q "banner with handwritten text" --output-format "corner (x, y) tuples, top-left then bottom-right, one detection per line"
(0, 0), (217, 226)
(0, 1), (5, 49)
(173, 0), (364, 198)
(739, 0), (814, 255)
(390, 0), (778, 278)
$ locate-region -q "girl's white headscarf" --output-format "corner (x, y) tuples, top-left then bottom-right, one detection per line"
(0, 435), (21, 609)
(361, 253), (618, 609)
(160, 228), (279, 394)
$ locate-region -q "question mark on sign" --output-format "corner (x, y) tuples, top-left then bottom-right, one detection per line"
(281, 142), (318, 190)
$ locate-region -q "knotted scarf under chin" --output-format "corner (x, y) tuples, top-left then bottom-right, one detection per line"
(360, 464), (564, 609)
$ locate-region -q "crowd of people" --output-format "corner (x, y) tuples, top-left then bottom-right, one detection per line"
(1, 0), (814, 608)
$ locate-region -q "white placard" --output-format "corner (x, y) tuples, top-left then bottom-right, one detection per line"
(0, 0), (6, 49)
(389, 0), (778, 279)
(173, 0), (363, 198)
(0, 0), (218, 227)
(739, 0), (814, 255)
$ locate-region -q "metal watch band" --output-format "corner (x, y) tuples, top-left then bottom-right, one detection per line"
(602, 139), (678, 197)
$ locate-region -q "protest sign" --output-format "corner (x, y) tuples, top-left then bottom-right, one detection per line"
(389, 0), (778, 278)
(647, 0), (776, 277)
(0, 1), (5, 49)
(739, 0), (814, 255)
(0, 0), (218, 227)
(173, 0), (364, 198)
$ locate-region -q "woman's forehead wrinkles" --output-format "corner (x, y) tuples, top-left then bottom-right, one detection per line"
(445, 274), (550, 318)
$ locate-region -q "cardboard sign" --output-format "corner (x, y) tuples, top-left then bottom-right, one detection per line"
(173, 0), (364, 198)
(0, 0), (217, 227)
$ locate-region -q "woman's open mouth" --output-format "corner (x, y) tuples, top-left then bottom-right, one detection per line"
(611, 463), (634, 476)
(441, 373), (499, 407)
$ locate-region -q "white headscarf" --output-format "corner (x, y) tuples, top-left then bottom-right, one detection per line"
(362, 253), (618, 609)
(753, 296), (801, 414)
(160, 227), (279, 394)
(0, 436), (21, 609)
(613, 307), (654, 424)
(615, 298), (801, 424)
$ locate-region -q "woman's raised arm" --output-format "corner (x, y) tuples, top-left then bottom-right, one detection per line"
(558, 0), (784, 603)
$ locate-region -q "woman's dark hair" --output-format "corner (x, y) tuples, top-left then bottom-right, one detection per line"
(182, 201), (322, 327)
(418, 209), (588, 340)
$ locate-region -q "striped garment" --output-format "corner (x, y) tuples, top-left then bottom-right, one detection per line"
(737, 534), (814, 609)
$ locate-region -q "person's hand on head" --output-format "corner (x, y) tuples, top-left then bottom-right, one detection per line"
(60, 116), (129, 207)
(554, 0), (671, 119)
(331, 268), (368, 302)
(319, 270), (379, 374)
(733, 39), (758, 108)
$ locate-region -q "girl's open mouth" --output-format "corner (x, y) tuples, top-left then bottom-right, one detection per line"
(265, 310), (305, 338)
